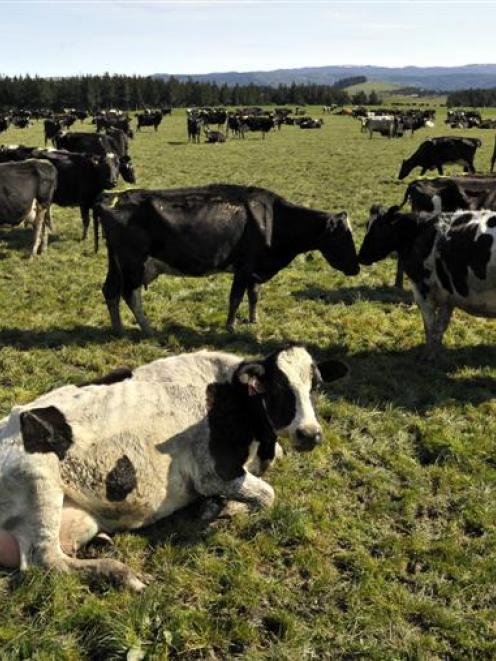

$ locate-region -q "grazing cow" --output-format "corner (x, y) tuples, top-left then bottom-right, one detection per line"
(393, 174), (496, 287)
(358, 205), (496, 357)
(54, 130), (135, 184)
(0, 159), (57, 257)
(363, 115), (403, 139)
(204, 129), (226, 143)
(187, 115), (203, 143)
(0, 346), (348, 589)
(136, 111), (162, 131)
(95, 184), (360, 335)
(398, 137), (481, 179)
(0, 146), (119, 249)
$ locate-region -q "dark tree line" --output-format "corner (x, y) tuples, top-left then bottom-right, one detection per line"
(447, 87), (496, 108)
(333, 76), (367, 90)
(0, 74), (382, 110)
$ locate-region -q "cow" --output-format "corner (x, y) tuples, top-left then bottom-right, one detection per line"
(398, 137), (481, 179)
(299, 119), (323, 129)
(0, 116), (10, 134)
(0, 159), (57, 257)
(393, 174), (496, 287)
(358, 205), (496, 358)
(243, 115), (275, 139)
(363, 115), (403, 139)
(54, 130), (135, 184)
(136, 111), (162, 131)
(491, 136), (496, 173)
(187, 114), (203, 143)
(204, 129), (226, 143)
(0, 146), (119, 249)
(94, 184), (360, 335)
(96, 115), (133, 138)
(0, 346), (348, 590)
(44, 118), (62, 146)
(226, 113), (245, 139)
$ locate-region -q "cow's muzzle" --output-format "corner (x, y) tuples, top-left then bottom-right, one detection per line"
(294, 427), (322, 452)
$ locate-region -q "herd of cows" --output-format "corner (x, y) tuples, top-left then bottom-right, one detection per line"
(0, 106), (495, 589)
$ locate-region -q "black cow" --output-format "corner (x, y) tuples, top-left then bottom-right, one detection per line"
(0, 146), (119, 249)
(0, 159), (57, 257)
(95, 184), (360, 335)
(243, 116), (275, 139)
(54, 130), (135, 184)
(44, 119), (62, 145)
(96, 115), (133, 138)
(226, 114), (244, 139)
(136, 111), (162, 131)
(0, 117), (10, 134)
(187, 115), (203, 143)
(398, 137), (481, 179)
(393, 174), (496, 288)
(358, 205), (496, 358)
(299, 119), (323, 129)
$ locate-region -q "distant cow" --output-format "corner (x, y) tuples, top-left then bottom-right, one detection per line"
(187, 115), (203, 143)
(54, 130), (135, 184)
(0, 159), (57, 257)
(398, 137), (481, 179)
(299, 119), (323, 129)
(363, 115), (402, 139)
(204, 129), (226, 143)
(0, 345), (348, 588)
(0, 117), (10, 134)
(0, 146), (119, 249)
(95, 184), (359, 335)
(44, 119), (62, 145)
(243, 115), (275, 139)
(358, 205), (496, 357)
(136, 111), (162, 131)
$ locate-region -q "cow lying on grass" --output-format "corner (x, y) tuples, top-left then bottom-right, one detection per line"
(0, 346), (348, 591)
(95, 184), (359, 335)
(358, 205), (496, 358)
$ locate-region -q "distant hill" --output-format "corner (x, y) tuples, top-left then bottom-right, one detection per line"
(153, 64), (496, 91)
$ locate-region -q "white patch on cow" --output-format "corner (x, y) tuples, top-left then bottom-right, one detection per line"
(6, 144), (19, 149)
(425, 120), (435, 128)
(419, 194), (442, 221)
(275, 347), (321, 440)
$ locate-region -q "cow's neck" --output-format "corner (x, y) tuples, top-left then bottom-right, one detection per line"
(395, 213), (431, 259)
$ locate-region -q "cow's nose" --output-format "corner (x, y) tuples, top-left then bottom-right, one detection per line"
(295, 427), (322, 450)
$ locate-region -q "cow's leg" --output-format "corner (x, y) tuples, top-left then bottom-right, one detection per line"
(226, 274), (248, 331)
(395, 258), (404, 289)
(196, 470), (275, 511)
(123, 285), (154, 336)
(415, 293), (453, 359)
(102, 256), (124, 335)
(80, 206), (90, 241)
(247, 282), (260, 323)
(30, 203), (45, 259)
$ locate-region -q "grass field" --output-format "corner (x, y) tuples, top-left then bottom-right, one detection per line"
(0, 107), (496, 660)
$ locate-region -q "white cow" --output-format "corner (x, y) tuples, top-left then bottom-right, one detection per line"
(0, 347), (348, 590)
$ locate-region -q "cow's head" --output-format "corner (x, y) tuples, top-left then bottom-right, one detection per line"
(319, 211), (360, 276)
(93, 153), (119, 189)
(119, 155), (136, 184)
(398, 159), (413, 180)
(234, 346), (348, 452)
(358, 204), (400, 265)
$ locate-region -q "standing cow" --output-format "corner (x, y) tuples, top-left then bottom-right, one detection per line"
(0, 159), (57, 257)
(398, 137), (481, 179)
(358, 204), (496, 358)
(0, 346), (348, 590)
(94, 184), (360, 335)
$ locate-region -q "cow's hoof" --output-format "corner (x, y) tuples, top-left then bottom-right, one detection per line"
(126, 571), (154, 593)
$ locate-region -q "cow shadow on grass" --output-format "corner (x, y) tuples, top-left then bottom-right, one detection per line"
(293, 284), (413, 306)
(0, 325), (119, 350)
(0, 226), (61, 256)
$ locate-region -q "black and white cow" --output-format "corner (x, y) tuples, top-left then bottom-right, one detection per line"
(54, 130), (136, 184)
(0, 346), (348, 590)
(358, 205), (496, 357)
(363, 115), (402, 139)
(0, 146), (119, 248)
(187, 113), (203, 143)
(94, 184), (360, 335)
(136, 111), (162, 131)
(0, 159), (57, 257)
(398, 137), (481, 179)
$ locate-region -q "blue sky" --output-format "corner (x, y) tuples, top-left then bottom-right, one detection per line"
(1, 1), (495, 76)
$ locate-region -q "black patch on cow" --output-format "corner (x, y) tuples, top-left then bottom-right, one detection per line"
(452, 212), (473, 227)
(435, 257), (453, 294)
(402, 224), (437, 298)
(207, 382), (276, 482)
(487, 216), (496, 228)
(78, 367), (133, 388)
(105, 455), (137, 502)
(437, 223), (493, 297)
(261, 356), (297, 431)
(20, 407), (73, 460)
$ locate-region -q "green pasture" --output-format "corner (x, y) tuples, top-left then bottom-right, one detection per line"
(0, 107), (495, 659)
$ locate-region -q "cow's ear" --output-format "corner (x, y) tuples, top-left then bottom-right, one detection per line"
(236, 362), (266, 396)
(247, 198), (273, 247)
(317, 360), (349, 383)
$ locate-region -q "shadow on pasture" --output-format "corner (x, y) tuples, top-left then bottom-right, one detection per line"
(0, 325), (117, 350)
(167, 141), (187, 146)
(293, 284), (413, 306)
(330, 343), (496, 413)
(0, 226), (61, 256)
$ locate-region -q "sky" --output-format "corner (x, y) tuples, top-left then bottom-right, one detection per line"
(1, 0), (496, 77)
